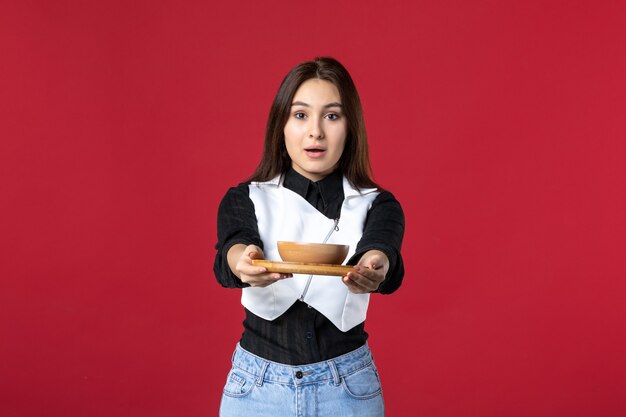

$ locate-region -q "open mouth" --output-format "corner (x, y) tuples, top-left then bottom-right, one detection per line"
(304, 147), (326, 158)
(305, 147), (326, 153)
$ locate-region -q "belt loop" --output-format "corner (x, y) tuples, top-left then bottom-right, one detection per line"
(327, 360), (340, 386)
(231, 344), (239, 364)
(256, 360), (270, 387)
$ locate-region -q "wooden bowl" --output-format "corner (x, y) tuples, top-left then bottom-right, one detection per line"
(277, 241), (349, 265)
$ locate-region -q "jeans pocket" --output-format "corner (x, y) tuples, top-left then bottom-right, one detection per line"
(222, 368), (257, 398)
(341, 364), (383, 400)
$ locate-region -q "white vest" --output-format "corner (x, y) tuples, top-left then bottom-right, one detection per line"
(243, 175), (379, 332)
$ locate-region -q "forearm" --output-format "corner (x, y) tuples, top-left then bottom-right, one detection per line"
(214, 242), (249, 288)
(350, 191), (405, 294)
(213, 184), (263, 288)
(227, 244), (248, 279)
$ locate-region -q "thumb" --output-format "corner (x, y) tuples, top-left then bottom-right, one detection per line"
(247, 246), (262, 260)
(362, 253), (383, 269)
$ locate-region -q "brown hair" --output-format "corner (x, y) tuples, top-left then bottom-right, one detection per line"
(247, 57), (378, 189)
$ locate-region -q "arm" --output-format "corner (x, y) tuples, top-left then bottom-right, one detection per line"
(343, 191), (405, 294)
(213, 184), (262, 288)
(213, 184), (291, 288)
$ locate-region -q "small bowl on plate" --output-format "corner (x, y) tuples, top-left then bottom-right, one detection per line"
(277, 241), (349, 265)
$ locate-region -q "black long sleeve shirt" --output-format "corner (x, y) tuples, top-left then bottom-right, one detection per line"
(213, 168), (405, 365)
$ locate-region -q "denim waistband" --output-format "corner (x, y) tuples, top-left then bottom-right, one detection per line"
(231, 343), (374, 386)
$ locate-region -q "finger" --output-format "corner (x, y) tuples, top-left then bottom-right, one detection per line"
(342, 274), (361, 291)
(343, 271), (376, 293)
(342, 274), (371, 294)
(354, 266), (384, 285)
(269, 272), (292, 280)
(350, 266), (385, 289)
(243, 271), (292, 285)
(238, 262), (267, 275)
(252, 272), (291, 280)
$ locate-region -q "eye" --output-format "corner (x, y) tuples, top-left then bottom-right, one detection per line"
(294, 111), (306, 119)
(325, 113), (341, 121)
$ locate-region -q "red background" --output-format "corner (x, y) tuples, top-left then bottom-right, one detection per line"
(1, 1), (625, 416)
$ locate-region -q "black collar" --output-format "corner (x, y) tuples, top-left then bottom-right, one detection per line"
(283, 168), (344, 204)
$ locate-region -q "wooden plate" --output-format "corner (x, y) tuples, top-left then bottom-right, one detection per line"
(251, 260), (354, 276)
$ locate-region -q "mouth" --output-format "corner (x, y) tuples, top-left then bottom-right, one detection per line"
(304, 147), (327, 158)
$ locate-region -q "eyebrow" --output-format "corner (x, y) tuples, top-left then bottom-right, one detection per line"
(291, 101), (343, 108)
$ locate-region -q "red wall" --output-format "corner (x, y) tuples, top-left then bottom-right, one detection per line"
(2, 1), (625, 416)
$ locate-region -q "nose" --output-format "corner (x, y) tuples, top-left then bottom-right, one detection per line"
(308, 117), (325, 140)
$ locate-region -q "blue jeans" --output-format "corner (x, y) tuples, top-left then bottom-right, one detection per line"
(219, 343), (385, 417)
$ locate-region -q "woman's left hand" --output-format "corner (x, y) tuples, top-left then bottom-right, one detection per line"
(342, 250), (389, 294)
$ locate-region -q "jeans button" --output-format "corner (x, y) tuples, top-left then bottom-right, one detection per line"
(295, 371), (303, 379)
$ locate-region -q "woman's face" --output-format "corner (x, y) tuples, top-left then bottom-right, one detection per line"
(284, 78), (347, 182)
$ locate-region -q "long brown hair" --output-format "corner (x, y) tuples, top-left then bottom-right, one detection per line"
(247, 57), (378, 189)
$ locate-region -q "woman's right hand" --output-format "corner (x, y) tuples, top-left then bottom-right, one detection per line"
(230, 244), (292, 287)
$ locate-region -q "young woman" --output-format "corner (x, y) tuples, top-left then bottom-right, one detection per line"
(214, 57), (405, 417)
